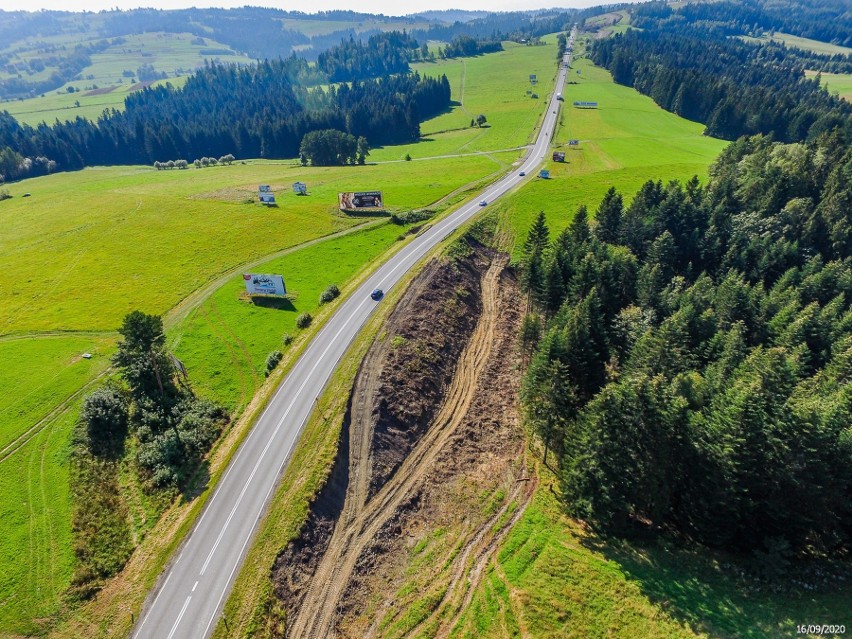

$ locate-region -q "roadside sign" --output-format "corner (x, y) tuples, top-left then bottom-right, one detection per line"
(243, 273), (286, 296)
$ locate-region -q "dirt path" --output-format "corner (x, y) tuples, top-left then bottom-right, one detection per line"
(287, 259), (505, 638)
(412, 472), (535, 639)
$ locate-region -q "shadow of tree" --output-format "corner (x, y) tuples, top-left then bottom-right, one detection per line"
(182, 459), (211, 503)
(580, 533), (852, 638)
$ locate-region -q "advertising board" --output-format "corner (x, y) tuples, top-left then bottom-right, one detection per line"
(338, 191), (384, 210)
(243, 273), (287, 296)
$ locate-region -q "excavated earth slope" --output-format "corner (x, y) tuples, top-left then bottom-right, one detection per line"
(270, 241), (533, 638)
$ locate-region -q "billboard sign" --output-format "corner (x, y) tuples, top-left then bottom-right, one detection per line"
(529, 74), (537, 81)
(539, 169), (550, 179)
(552, 151), (566, 162)
(338, 191), (384, 210)
(292, 181), (307, 194)
(569, 139), (580, 146)
(258, 184), (272, 193)
(573, 101), (598, 108)
(243, 273), (286, 296)
(259, 193), (276, 205)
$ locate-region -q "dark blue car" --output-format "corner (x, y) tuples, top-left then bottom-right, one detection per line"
(370, 288), (384, 300)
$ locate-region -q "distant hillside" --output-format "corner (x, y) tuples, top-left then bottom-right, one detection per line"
(410, 10), (490, 24)
(0, 7), (433, 99)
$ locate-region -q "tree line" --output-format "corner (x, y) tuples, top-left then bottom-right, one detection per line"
(316, 30), (419, 82)
(591, 23), (852, 142)
(0, 60), (450, 177)
(666, 0), (852, 49)
(519, 131), (852, 560)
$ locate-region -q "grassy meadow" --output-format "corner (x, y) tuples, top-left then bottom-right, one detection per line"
(452, 462), (851, 638)
(806, 70), (852, 102)
(0, 408), (77, 635)
(371, 39), (559, 161)
(0, 155), (511, 336)
(741, 32), (852, 56)
(171, 221), (411, 411)
(498, 42), (728, 256)
(0, 335), (115, 453)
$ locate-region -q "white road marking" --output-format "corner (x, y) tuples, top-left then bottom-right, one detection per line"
(166, 596), (192, 639)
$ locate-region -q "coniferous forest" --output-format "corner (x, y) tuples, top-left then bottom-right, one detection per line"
(591, 2), (852, 142)
(520, 132), (852, 558)
(0, 32), (452, 178)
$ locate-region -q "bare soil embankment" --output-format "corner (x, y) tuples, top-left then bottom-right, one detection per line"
(270, 240), (532, 638)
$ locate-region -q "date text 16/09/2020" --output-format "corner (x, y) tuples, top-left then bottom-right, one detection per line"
(797, 625), (845, 635)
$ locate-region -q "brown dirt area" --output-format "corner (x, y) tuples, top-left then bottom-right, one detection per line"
(269, 239), (533, 638)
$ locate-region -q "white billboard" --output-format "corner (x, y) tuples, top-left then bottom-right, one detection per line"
(243, 273), (287, 296)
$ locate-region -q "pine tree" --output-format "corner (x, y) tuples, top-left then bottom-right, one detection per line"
(594, 186), (624, 245)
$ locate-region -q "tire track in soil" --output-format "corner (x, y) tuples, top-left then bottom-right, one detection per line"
(403, 471), (536, 639)
(287, 259), (505, 639)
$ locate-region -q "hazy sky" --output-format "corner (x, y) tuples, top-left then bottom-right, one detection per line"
(0, 0), (614, 16)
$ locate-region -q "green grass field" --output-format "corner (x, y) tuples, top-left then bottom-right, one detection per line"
(171, 221), (409, 411)
(452, 463), (851, 638)
(0, 335), (114, 452)
(806, 70), (852, 102)
(741, 32), (852, 56)
(0, 407), (76, 635)
(370, 39), (559, 161)
(499, 44), (727, 256)
(0, 155), (511, 336)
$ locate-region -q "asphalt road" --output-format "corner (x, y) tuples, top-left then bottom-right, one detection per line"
(133, 30), (574, 639)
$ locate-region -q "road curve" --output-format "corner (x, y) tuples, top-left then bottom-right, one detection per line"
(133, 30), (574, 639)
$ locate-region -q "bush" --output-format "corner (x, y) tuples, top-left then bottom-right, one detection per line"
(296, 313), (313, 329)
(266, 350), (283, 376)
(79, 386), (129, 458)
(282, 333), (294, 346)
(319, 284), (340, 304)
(0, 188), (10, 201)
(134, 399), (228, 489)
(390, 209), (435, 225)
